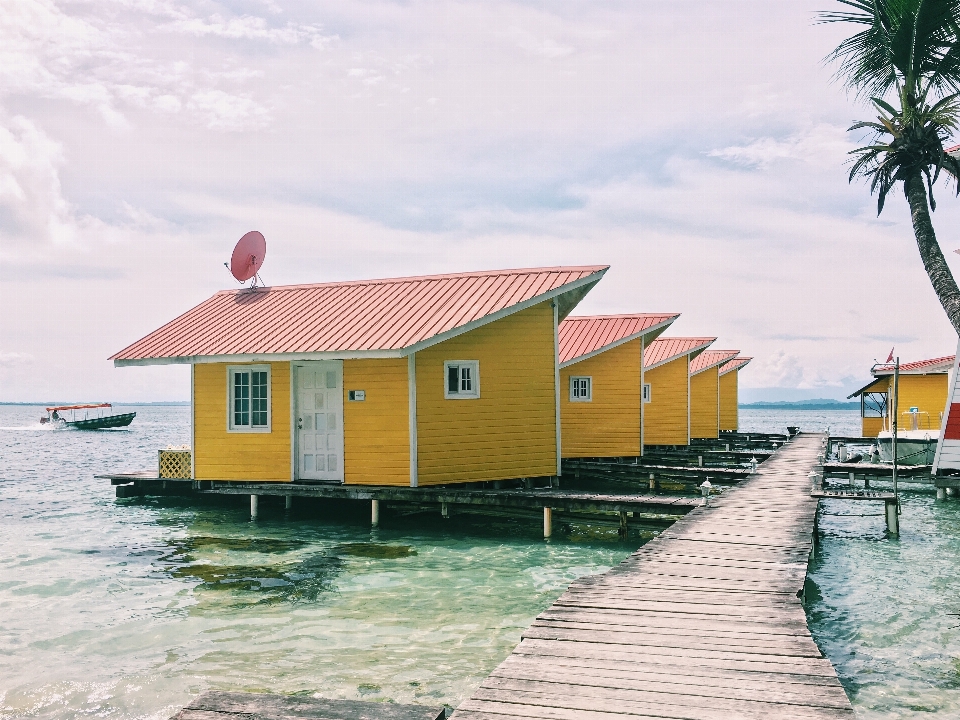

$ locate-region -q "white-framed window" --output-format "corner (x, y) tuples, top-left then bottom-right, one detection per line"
(228, 365), (271, 432)
(444, 361), (480, 399)
(643, 383), (652, 403)
(570, 376), (592, 402)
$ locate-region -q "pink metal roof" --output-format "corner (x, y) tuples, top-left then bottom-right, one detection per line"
(644, 337), (716, 371)
(720, 356), (753, 375)
(873, 355), (955, 376)
(112, 266), (608, 364)
(558, 313), (680, 365)
(690, 349), (740, 376)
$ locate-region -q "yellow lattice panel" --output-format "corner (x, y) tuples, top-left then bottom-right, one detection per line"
(159, 448), (192, 479)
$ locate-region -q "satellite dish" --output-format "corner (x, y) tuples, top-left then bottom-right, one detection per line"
(229, 231), (266, 288)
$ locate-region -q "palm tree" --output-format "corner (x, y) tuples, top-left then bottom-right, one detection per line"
(824, 0), (960, 333)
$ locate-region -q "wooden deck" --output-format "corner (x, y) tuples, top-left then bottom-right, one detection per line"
(453, 433), (854, 720)
(98, 473), (701, 516)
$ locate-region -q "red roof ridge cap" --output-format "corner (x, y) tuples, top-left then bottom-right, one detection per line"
(215, 265), (610, 295)
(564, 312), (681, 321)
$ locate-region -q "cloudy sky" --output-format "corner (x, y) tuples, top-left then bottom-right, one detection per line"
(2, 0), (959, 403)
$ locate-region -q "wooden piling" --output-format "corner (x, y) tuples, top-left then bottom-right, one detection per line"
(371, 499), (380, 526)
(285, 495), (293, 511)
(543, 507), (552, 538)
(250, 494), (258, 519)
(885, 499), (899, 536)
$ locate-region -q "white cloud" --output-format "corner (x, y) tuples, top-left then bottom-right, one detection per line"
(707, 124), (853, 170)
(1, 0), (957, 402)
(0, 115), (76, 247)
(0, 351), (33, 368)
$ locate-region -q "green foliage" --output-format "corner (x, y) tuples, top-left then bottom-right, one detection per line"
(823, 0), (960, 212)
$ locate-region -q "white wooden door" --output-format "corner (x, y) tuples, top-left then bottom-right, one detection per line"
(295, 361), (344, 482)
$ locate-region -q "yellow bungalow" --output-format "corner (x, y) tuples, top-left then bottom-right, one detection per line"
(719, 356), (752, 432)
(848, 354), (954, 437)
(556, 313), (680, 458)
(689, 349), (739, 440)
(110, 266), (607, 486)
(642, 337), (716, 447)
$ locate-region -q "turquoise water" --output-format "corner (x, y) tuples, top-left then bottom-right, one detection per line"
(0, 405), (638, 718)
(1, 405), (958, 718)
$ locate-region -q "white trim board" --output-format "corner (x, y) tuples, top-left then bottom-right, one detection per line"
(408, 353), (419, 487)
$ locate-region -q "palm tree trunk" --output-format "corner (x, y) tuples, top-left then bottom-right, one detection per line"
(903, 172), (960, 335)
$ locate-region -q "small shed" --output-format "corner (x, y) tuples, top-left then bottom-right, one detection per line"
(719, 356), (752, 432)
(848, 354), (953, 437)
(642, 337), (716, 447)
(557, 313), (679, 458)
(689, 349), (740, 440)
(111, 266), (607, 486)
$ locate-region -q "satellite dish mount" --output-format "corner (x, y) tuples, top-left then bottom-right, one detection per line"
(227, 231), (267, 290)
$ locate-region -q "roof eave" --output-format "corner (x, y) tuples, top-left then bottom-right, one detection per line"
(643, 339), (715, 373)
(558, 313), (679, 369)
(691, 353), (740, 376)
(114, 348), (406, 367)
(847, 377), (889, 399)
(402, 266), (609, 358)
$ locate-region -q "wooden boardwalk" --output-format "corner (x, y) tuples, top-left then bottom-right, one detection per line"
(453, 433), (854, 720)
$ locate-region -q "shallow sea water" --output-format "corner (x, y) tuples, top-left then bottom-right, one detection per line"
(1, 405), (958, 718)
(0, 405), (638, 718)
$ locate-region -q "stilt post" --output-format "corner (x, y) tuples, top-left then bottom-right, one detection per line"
(250, 494), (259, 519)
(885, 498), (899, 536)
(543, 507), (553, 538)
(648, 472), (656, 490)
(371, 499), (380, 526)
(285, 495), (293, 511)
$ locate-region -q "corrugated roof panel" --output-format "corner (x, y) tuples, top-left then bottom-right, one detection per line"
(720, 356), (753, 375)
(873, 355), (955, 375)
(558, 314), (680, 364)
(690, 349), (740, 375)
(644, 337), (717, 370)
(112, 265), (608, 363)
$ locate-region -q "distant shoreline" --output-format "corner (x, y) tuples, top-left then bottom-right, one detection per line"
(740, 402), (858, 410)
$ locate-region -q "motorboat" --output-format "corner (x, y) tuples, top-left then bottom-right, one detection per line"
(40, 403), (136, 430)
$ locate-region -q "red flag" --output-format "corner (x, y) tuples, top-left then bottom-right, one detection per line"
(886, 347), (895, 363)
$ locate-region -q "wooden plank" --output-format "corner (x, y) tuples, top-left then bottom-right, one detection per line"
(451, 434), (852, 720)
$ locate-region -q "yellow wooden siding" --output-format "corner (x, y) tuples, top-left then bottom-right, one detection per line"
(559, 338), (642, 458)
(858, 374), (947, 435)
(895, 375), (948, 431)
(193, 362), (291, 481)
(342, 358), (410, 486)
(719, 370), (738, 432)
(690, 366), (719, 439)
(643, 355), (689, 446)
(415, 302), (557, 484)
(862, 417), (884, 437)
